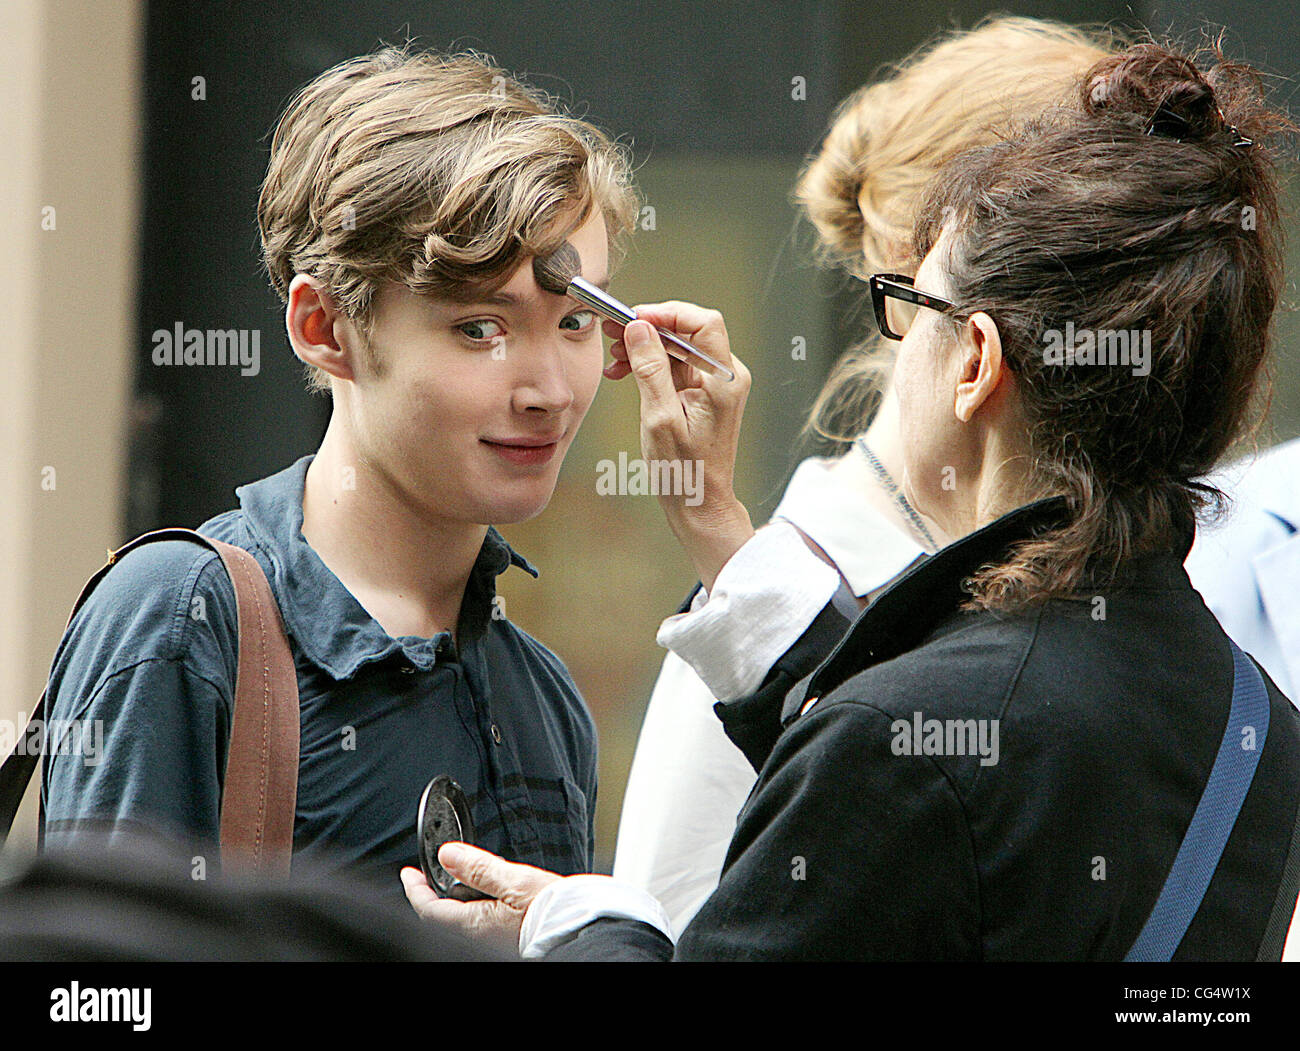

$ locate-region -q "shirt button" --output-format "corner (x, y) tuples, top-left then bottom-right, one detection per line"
(491, 723), (503, 745)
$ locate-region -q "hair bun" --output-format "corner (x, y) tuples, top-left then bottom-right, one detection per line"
(1083, 43), (1223, 141)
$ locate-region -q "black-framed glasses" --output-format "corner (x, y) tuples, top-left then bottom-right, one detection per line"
(868, 273), (957, 341)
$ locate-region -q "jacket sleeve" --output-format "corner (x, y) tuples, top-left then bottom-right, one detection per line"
(712, 599), (852, 772)
(542, 699), (981, 961)
(541, 917), (676, 962)
(654, 522), (841, 703)
(676, 700), (981, 960)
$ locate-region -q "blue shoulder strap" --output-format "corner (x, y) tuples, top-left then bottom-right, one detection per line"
(1126, 639), (1270, 961)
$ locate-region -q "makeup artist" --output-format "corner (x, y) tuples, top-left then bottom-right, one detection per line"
(612, 17), (1117, 934)
(402, 41), (1300, 960)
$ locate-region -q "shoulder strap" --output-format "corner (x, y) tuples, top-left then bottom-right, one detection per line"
(1126, 638), (1270, 961)
(208, 535), (299, 876)
(1256, 708), (1300, 961)
(0, 528), (298, 877)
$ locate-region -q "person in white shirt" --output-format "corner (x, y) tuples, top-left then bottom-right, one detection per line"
(610, 16), (1118, 935)
(1185, 437), (1300, 704)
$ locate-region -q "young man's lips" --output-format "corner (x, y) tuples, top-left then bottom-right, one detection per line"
(481, 434), (563, 466)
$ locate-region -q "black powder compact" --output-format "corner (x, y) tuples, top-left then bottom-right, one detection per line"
(417, 775), (492, 901)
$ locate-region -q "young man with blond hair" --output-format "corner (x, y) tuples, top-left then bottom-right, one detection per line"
(42, 47), (637, 900)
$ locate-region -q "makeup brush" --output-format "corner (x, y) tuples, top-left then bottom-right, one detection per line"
(533, 243), (736, 381)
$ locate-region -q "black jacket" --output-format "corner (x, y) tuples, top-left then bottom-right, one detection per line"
(553, 497), (1300, 960)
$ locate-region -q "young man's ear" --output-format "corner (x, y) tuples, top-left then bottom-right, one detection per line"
(286, 274), (360, 383)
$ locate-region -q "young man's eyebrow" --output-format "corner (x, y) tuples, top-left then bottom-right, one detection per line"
(471, 274), (611, 306)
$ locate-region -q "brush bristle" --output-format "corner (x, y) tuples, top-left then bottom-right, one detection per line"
(532, 242), (582, 295)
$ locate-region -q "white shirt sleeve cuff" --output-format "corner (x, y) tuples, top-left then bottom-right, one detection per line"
(655, 521), (840, 702)
(519, 874), (675, 958)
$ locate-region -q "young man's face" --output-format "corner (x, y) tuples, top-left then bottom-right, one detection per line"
(340, 210), (609, 526)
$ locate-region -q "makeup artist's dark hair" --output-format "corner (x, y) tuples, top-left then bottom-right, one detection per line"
(912, 38), (1295, 613)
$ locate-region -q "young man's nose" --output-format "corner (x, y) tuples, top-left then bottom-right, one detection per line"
(510, 345), (577, 415)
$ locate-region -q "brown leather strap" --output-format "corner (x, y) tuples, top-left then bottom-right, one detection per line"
(0, 529), (299, 878)
(206, 538), (299, 877)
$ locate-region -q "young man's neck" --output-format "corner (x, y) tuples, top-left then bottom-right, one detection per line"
(301, 418), (487, 643)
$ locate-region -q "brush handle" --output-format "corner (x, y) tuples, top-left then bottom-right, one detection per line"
(568, 278), (736, 381)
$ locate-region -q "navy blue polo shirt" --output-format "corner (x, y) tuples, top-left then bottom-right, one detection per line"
(42, 455), (597, 903)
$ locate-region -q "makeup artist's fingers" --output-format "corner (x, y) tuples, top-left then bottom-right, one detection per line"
(603, 322), (703, 387)
(620, 314), (751, 447)
(620, 316), (754, 590)
(603, 349), (631, 381)
(602, 319), (631, 379)
(622, 320), (685, 420)
(400, 845), (562, 956)
(637, 301), (751, 404)
(603, 330), (632, 380)
(629, 302), (736, 370)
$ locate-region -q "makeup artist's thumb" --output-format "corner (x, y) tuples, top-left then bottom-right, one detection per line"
(438, 842), (560, 905)
(624, 320), (675, 410)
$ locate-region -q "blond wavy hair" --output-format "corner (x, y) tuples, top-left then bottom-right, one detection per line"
(795, 17), (1120, 449)
(258, 46), (640, 394)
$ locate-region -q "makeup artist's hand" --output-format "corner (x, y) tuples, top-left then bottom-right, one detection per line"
(603, 303), (754, 591)
(400, 843), (561, 956)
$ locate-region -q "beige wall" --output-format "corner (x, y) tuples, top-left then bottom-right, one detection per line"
(0, 0), (141, 848)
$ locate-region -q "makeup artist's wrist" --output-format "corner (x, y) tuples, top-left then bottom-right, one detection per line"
(669, 499), (755, 592)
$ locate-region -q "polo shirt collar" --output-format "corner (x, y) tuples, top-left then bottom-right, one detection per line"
(234, 455), (537, 680)
(788, 494), (1197, 723)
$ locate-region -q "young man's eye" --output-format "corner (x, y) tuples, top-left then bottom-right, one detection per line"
(558, 310), (597, 333)
(457, 319), (504, 342)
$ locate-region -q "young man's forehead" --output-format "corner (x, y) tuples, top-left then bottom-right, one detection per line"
(378, 266), (611, 314)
